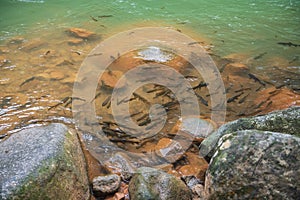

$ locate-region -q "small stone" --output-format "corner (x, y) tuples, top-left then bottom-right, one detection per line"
(92, 174), (121, 195)
(67, 27), (96, 39)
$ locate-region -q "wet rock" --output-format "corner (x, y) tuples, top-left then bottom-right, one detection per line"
(68, 38), (84, 45)
(0, 123), (89, 200)
(200, 106), (300, 159)
(137, 46), (175, 63)
(178, 152), (208, 181)
(104, 152), (136, 181)
(128, 167), (192, 200)
(203, 130), (300, 200)
(171, 116), (217, 139)
(223, 62), (249, 76)
(92, 174), (121, 196)
(67, 27), (96, 39)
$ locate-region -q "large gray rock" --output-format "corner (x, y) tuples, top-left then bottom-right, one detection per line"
(203, 130), (300, 199)
(0, 123), (89, 200)
(200, 106), (300, 158)
(128, 167), (192, 200)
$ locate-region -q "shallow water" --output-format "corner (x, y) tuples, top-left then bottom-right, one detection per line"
(0, 0), (299, 143)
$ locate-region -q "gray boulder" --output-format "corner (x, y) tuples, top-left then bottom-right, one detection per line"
(200, 106), (300, 158)
(0, 123), (89, 200)
(203, 130), (300, 199)
(128, 167), (192, 200)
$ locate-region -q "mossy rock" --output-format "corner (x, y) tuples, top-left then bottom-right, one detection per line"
(200, 106), (300, 159)
(129, 167), (192, 200)
(0, 123), (89, 200)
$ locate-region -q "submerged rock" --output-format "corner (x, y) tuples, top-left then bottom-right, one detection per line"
(67, 27), (96, 39)
(92, 174), (121, 196)
(128, 167), (192, 200)
(200, 106), (300, 158)
(204, 130), (300, 199)
(136, 46), (175, 63)
(0, 123), (89, 199)
(171, 116), (217, 139)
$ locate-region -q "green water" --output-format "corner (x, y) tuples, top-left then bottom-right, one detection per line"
(1, 0), (300, 58)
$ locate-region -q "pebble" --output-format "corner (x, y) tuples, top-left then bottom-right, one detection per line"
(92, 174), (121, 196)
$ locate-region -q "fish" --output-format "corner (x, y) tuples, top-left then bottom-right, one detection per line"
(98, 15), (113, 18)
(238, 93), (250, 104)
(102, 95), (111, 107)
(192, 81), (208, 90)
(227, 92), (244, 103)
(248, 73), (266, 86)
(90, 16), (98, 22)
(253, 52), (267, 60)
(138, 118), (151, 126)
(45, 50), (50, 55)
(137, 114), (149, 122)
(20, 77), (36, 87)
(289, 56), (299, 64)
(188, 41), (204, 46)
(196, 93), (208, 106)
(277, 42), (300, 47)
(88, 53), (103, 57)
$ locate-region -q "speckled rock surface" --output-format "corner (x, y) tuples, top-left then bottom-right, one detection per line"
(0, 123), (89, 200)
(128, 167), (192, 200)
(92, 174), (121, 195)
(203, 130), (300, 200)
(200, 106), (300, 158)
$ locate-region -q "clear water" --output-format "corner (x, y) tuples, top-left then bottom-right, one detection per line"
(0, 0), (299, 137)
(1, 0), (300, 57)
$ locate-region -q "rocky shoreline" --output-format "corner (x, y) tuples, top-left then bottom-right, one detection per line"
(1, 106), (299, 199)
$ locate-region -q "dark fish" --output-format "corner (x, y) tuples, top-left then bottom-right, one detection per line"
(188, 41), (203, 46)
(45, 50), (50, 55)
(130, 111), (143, 118)
(138, 118), (151, 126)
(253, 52), (267, 60)
(235, 87), (251, 93)
(98, 15), (113, 18)
(248, 73), (266, 86)
(20, 77), (35, 87)
(133, 92), (150, 104)
(88, 53), (103, 57)
(146, 87), (164, 93)
(0, 134), (8, 139)
(289, 56), (299, 64)
(227, 92), (243, 103)
(90, 16), (98, 22)
(238, 93), (250, 104)
(277, 42), (300, 47)
(154, 90), (170, 98)
(193, 81), (208, 90)
(253, 100), (267, 109)
(102, 95), (111, 107)
(137, 114), (148, 122)
(196, 93), (208, 106)
(110, 55), (116, 61)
